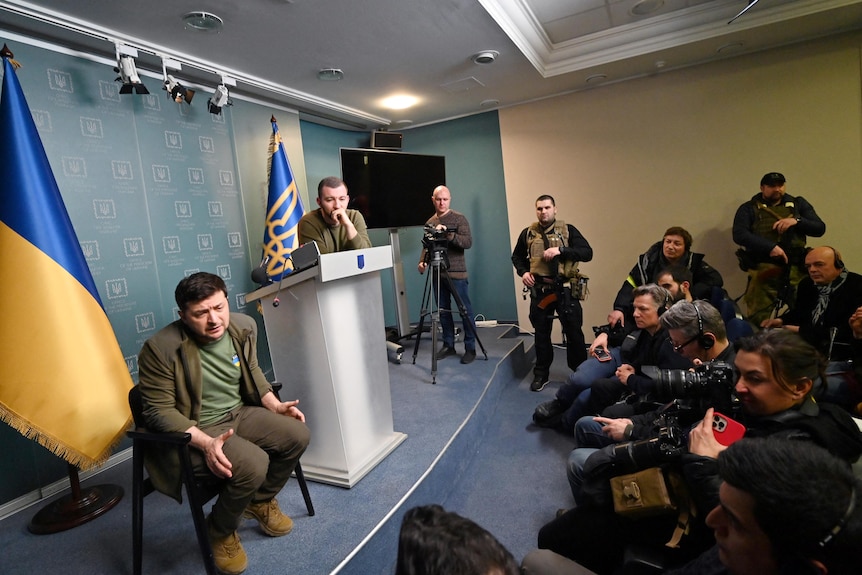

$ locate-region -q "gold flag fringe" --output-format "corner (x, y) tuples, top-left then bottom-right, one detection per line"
(0, 407), (132, 471)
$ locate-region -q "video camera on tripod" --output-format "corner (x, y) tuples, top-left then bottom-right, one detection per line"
(413, 223), (485, 381)
(421, 224), (457, 269)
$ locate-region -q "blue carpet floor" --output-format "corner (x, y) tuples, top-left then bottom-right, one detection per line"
(0, 325), (577, 574)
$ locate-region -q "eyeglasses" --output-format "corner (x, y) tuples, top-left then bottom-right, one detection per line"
(670, 335), (698, 354)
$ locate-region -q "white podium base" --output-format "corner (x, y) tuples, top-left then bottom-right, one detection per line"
(246, 247), (406, 489)
(300, 431), (407, 488)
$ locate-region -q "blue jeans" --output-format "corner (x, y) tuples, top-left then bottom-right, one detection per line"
(434, 275), (476, 351)
(556, 348), (621, 432)
(567, 417), (617, 503)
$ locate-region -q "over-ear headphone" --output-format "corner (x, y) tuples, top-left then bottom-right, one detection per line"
(827, 246), (845, 270)
(693, 302), (715, 350)
(657, 288), (671, 316)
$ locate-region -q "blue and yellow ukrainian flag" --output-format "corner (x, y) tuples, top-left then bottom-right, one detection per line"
(0, 50), (133, 470)
(261, 116), (305, 281)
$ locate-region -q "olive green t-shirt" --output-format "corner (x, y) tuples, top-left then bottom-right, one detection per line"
(197, 334), (243, 427)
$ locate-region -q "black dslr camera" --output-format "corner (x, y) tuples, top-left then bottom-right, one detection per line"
(608, 407), (688, 475)
(603, 363), (739, 475)
(648, 361), (738, 417)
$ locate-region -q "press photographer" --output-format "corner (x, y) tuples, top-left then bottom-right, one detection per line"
(540, 285), (691, 434)
(598, 300), (736, 421)
(567, 301), (736, 503)
(597, 355), (738, 478)
(538, 330), (862, 575)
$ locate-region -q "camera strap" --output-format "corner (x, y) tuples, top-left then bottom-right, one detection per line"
(665, 470), (695, 548)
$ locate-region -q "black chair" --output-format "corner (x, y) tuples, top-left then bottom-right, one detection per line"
(128, 384), (314, 575)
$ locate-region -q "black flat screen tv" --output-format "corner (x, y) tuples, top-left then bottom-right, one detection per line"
(340, 148), (446, 229)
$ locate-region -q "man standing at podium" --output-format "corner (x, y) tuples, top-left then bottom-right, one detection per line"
(417, 185), (478, 364)
(298, 176), (372, 254)
(138, 272), (310, 575)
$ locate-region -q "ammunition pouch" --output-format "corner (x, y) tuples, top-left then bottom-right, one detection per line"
(569, 274), (589, 301)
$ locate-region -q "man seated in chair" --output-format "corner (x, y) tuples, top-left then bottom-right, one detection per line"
(138, 272), (310, 575)
(761, 246), (862, 409)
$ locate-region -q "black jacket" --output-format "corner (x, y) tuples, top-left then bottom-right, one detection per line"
(780, 271), (862, 361)
(682, 397), (862, 516)
(618, 327), (693, 396)
(612, 242), (723, 319)
(732, 192), (825, 261)
(580, 395), (862, 520)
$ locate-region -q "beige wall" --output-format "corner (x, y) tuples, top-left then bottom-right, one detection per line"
(501, 31), (862, 340)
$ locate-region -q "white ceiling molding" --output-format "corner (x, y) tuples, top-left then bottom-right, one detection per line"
(480, 0), (861, 77)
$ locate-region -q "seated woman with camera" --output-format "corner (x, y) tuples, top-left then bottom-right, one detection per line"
(537, 329), (862, 575)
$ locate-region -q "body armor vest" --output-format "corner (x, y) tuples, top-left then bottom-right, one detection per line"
(527, 220), (579, 280)
(752, 199), (804, 250)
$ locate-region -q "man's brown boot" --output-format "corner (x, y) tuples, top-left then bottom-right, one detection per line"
(208, 524), (248, 575)
(243, 498), (294, 536)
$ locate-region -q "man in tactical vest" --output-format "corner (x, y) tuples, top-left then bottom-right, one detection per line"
(512, 195), (593, 391)
(732, 172), (825, 326)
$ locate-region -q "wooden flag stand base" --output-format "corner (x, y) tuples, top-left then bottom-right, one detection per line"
(28, 464), (123, 534)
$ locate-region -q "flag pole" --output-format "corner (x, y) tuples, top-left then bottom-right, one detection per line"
(28, 464), (123, 534)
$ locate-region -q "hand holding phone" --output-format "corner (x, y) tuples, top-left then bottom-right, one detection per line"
(594, 346), (612, 362)
(712, 412), (746, 446)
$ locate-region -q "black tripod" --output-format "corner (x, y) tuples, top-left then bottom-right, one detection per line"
(411, 242), (487, 384)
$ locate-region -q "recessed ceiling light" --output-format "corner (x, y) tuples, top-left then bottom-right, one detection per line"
(479, 99), (499, 107)
(472, 50), (499, 65)
(630, 0), (664, 16)
(317, 68), (344, 81)
(381, 95), (419, 110)
(182, 12), (224, 32)
(585, 74), (608, 84)
(394, 119), (414, 126)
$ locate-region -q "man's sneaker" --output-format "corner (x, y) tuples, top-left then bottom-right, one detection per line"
(530, 375), (550, 392)
(243, 498), (294, 537)
(532, 399), (566, 428)
(208, 528), (248, 575)
(436, 345), (457, 360)
(460, 349), (476, 364)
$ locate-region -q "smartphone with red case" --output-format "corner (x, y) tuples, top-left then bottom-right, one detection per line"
(712, 412), (746, 446)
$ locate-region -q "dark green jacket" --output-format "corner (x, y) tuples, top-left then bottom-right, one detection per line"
(137, 313), (272, 501)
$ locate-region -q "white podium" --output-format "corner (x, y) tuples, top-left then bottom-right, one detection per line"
(246, 246), (406, 487)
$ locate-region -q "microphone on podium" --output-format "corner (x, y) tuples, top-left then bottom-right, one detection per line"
(251, 255), (272, 286)
(271, 253), (294, 307)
